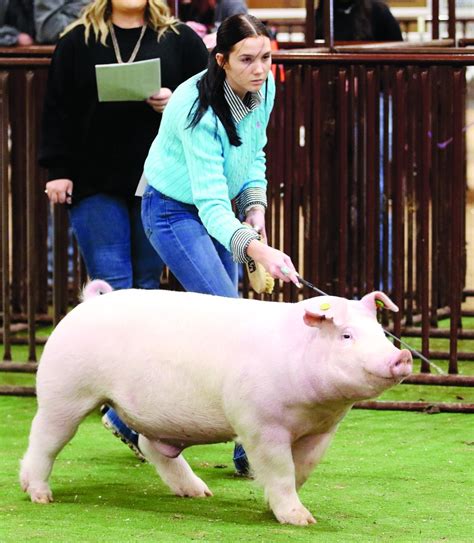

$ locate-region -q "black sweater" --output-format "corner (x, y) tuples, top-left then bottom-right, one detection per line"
(39, 23), (209, 202)
(315, 0), (403, 42)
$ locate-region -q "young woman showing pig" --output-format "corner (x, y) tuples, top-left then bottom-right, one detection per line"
(141, 13), (300, 474)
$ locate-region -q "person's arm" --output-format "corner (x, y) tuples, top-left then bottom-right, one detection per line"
(34, 0), (88, 44)
(39, 31), (78, 194)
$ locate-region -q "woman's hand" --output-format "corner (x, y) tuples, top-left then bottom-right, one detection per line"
(45, 179), (73, 204)
(146, 87), (172, 113)
(243, 205), (267, 243)
(247, 239), (300, 287)
(17, 33), (34, 46)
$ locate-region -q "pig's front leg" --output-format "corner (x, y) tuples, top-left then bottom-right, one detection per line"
(139, 437), (212, 498)
(242, 430), (316, 526)
(292, 431), (335, 490)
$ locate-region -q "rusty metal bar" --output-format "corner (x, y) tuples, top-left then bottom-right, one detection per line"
(0, 71), (11, 362)
(447, 0), (456, 42)
(337, 67), (348, 296)
(25, 71), (37, 362)
(392, 68), (406, 345)
(420, 69), (431, 371)
(323, 0), (334, 50)
(432, 0), (440, 40)
(365, 68), (377, 293)
(354, 401), (474, 414)
(305, 0), (315, 48)
(403, 374), (474, 387)
(0, 385), (35, 396)
(0, 362), (38, 373)
(448, 69), (465, 374)
(401, 327), (474, 339)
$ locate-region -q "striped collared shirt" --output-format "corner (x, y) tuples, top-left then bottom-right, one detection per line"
(223, 79), (263, 124)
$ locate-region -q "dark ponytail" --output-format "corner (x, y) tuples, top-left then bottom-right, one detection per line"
(187, 14), (271, 147)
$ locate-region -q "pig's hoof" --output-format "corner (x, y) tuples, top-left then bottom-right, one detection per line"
(28, 485), (53, 504)
(173, 477), (213, 498)
(275, 506), (316, 526)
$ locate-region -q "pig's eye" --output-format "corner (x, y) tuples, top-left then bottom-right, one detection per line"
(341, 332), (353, 340)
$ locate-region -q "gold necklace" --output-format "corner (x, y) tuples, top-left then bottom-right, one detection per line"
(108, 22), (147, 64)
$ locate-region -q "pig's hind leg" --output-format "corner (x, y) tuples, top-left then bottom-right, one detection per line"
(139, 437), (213, 498)
(20, 400), (95, 504)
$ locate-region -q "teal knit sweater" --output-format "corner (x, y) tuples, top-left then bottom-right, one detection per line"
(144, 70), (275, 254)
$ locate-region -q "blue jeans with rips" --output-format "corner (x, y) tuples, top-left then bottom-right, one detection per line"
(141, 185), (238, 298)
(69, 193), (164, 290)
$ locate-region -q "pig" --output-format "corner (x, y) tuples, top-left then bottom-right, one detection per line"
(20, 282), (412, 525)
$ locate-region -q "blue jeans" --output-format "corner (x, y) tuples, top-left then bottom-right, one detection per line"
(69, 193), (163, 290)
(141, 186), (238, 297)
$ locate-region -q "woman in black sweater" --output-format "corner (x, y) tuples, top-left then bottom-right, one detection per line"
(41, 0), (208, 288)
(40, 0), (208, 459)
(315, 0), (403, 42)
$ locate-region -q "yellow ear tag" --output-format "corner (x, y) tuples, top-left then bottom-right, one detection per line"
(375, 300), (385, 309)
(319, 302), (331, 311)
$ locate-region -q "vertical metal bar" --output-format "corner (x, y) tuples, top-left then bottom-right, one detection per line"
(305, 0), (315, 48)
(447, 0), (456, 42)
(0, 71), (11, 361)
(309, 67), (321, 297)
(430, 66), (441, 328)
(365, 68), (377, 293)
(420, 69), (431, 373)
(283, 68), (294, 302)
(348, 65), (358, 299)
(405, 66), (416, 326)
(381, 66), (391, 299)
(337, 68), (348, 297)
(323, 0), (334, 50)
(392, 68), (406, 345)
(431, 0), (439, 40)
(448, 68), (465, 374)
(25, 71), (36, 361)
(357, 66), (367, 297)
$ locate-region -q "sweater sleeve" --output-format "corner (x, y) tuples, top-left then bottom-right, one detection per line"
(178, 23), (209, 82)
(180, 111), (253, 255)
(0, 24), (19, 46)
(38, 30), (79, 180)
(34, 0), (89, 44)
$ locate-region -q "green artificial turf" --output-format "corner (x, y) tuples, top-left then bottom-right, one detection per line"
(1, 396), (473, 542)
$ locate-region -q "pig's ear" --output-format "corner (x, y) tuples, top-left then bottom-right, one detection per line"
(360, 291), (399, 316)
(303, 296), (348, 327)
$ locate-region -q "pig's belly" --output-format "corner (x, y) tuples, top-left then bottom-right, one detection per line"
(115, 404), (236, 448)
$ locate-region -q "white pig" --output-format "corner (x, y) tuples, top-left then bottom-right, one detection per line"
(20, 282), (412, 525)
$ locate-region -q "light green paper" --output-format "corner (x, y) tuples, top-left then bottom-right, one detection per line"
(95, 58), (161, 102)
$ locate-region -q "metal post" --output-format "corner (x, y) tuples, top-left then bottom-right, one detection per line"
(431, 0), (439, 40)
(305, 0), (315, 48)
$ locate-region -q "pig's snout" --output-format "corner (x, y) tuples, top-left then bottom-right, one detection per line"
(389, 349), (413, 379)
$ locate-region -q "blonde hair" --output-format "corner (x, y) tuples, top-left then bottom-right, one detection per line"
(63, 0), (178, 45)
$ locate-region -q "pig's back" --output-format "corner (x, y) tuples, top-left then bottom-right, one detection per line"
(38, 289), (290, 388)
